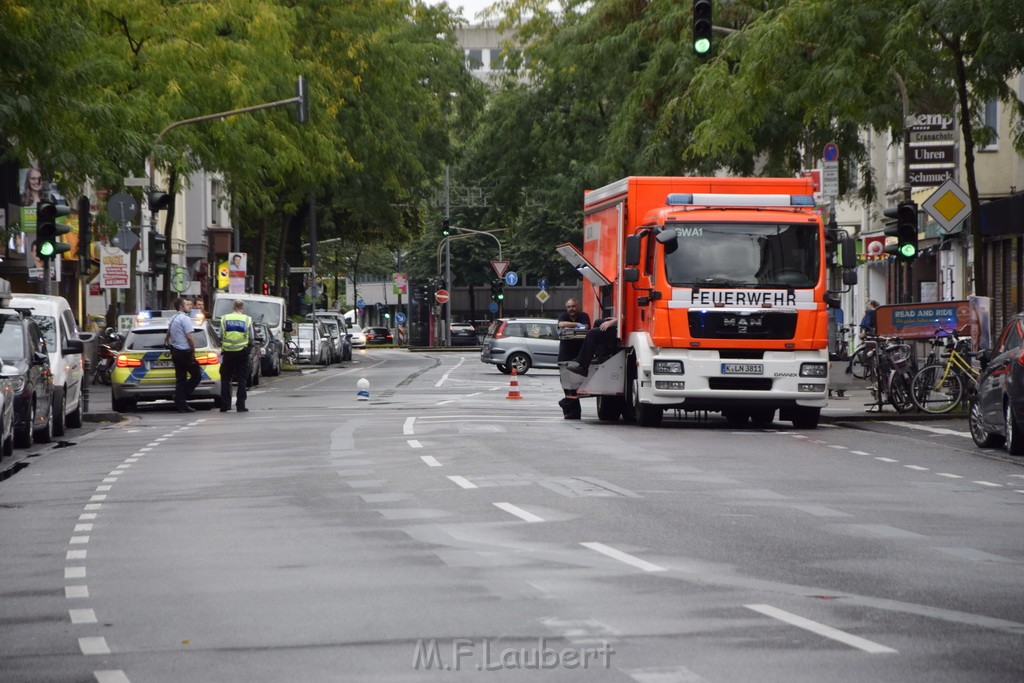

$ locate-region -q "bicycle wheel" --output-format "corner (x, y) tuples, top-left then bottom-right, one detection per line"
(886, 369), (916, 413)
(849, 346), (870, 379)
(910, 364), (964, 414)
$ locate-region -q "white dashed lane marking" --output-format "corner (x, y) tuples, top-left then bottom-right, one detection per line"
(78, 636), (110, 655)
(745, 604), (897, 654)
(65, 586), (89, 599)
(447, 475), (477, 490)
(70, 608), (97, 624)
(581, 542), (666, 572)
(420, 456), (442, 467)
(493, 502), (544, 523)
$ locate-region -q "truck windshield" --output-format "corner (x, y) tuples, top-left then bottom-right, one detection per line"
(212, 299), (282, 326)
(662, 222), (820, 288)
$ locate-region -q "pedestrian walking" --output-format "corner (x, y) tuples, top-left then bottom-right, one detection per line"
(859, 300), (879, 340)
(556, 298), (591, 419)
(219, 299), (254, 413)
(165, 297), (202, 413)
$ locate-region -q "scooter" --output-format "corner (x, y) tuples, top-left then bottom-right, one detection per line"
(93, 328), (123, 386)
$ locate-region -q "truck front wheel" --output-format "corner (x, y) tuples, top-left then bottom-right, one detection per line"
(596, 396), (624, 423)
(628, 370), (662, 427)
(789, 406), (820, 429)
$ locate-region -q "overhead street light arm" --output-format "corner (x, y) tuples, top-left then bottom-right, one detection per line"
(148, 77), (307, 189)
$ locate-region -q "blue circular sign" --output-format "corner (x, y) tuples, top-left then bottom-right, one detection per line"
(356, 299), (365, 310)
(538, 277), (548, 290)
(823, 142), (839, 162)
(504, 271), (519, 286)
(395, 312), (406, 324)
(488, 302), (499, 314)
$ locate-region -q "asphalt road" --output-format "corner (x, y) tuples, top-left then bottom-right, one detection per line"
(1, 350), (1022, 682)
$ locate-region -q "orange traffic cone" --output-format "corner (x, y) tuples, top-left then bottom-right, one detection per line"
(506, 366), (523, 400)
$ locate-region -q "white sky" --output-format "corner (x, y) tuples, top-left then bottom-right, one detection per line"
(428, 0), (500, 22)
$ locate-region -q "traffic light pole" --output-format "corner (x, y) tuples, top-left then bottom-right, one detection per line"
(443, 164), (451, 347)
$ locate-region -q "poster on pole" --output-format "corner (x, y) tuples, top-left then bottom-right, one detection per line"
(228, 252), (247, 294)
(99, 244), (130, 289)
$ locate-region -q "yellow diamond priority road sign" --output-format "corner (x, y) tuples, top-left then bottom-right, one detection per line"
(922, 178), (971, 234)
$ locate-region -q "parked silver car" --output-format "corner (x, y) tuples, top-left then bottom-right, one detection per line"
(293, 322), (330, 365)
(480, 318), (560, 375)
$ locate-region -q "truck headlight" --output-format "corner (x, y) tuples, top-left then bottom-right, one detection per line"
(653, 360), (683, 374)
(800, 362), (828, 377)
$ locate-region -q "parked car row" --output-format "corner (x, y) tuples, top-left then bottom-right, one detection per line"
(0, 287), (89, 458)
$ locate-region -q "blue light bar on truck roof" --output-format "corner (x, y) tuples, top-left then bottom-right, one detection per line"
(666, 193), (815, 207)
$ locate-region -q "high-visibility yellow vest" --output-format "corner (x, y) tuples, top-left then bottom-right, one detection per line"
(220, 312), (252, 352)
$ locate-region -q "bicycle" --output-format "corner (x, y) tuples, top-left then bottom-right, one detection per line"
(283, 340), (301, 365)
(910, 334), (979, 414)
(881, 339), (917, 413)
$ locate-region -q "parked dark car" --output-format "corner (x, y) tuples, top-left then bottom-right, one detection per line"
(363, 326), (393, 345)
(254, 322), (283, 376)
(450, 322), (478, 346)
(0, 308), (54, 447)
(970, 313), (1024, 455)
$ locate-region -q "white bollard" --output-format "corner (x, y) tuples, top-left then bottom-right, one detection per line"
(356, 377), (370, 401)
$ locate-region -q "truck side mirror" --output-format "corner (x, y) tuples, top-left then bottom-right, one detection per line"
(623, 267), (639, 283)
(841, 237), (856, 268)
(284, 320), (294, 333)
(655, 228), (678, 254)
(843, 270), (858, 286)
(625, 235), (641, 266)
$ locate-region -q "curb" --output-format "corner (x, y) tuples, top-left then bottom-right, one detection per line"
(83, 412), (125, 423)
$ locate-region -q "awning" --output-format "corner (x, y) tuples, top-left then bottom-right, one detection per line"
(980, 194), (1024, 237)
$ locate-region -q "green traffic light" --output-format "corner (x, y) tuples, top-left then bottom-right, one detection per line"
(694, 38), (711, 54)
(899, 244), (917, 258)
(39, 242), (55, 257)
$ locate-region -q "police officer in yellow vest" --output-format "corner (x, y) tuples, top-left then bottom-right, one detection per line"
(219, 299), (254, 413)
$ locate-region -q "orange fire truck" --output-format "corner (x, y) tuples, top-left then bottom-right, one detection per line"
(557, 176), (855, 429)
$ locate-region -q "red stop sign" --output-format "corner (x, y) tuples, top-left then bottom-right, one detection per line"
(434, 289), (450, 304)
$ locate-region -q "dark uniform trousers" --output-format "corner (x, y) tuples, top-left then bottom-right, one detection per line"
(220, 348), (250, 408)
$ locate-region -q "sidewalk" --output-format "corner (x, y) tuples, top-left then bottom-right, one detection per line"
(821, 378), (966, 423)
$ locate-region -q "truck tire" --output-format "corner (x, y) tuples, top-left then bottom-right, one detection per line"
(596, 395), (624, 423)
(628, 369), (662, 427)
(723, 410), (748, 427)
(790, 406), (820, 429)
(749, 408), (775, 427)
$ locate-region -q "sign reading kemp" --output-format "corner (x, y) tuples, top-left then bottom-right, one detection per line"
(875, 301), (970, 340)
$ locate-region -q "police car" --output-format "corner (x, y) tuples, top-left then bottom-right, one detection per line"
(110, 311), (223, 412)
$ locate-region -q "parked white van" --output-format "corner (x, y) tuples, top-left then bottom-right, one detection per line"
(9, 294), (87, 435)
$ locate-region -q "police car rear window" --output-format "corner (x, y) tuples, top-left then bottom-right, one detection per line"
(126, 328), (209, 350)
